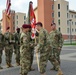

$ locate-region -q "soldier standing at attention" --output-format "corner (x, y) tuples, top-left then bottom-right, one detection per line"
(0, 31), (4, 69)
(49, 23), (64, 71)
(14, 28), (21, 66)
(4, 27), (14, 68)
(35, 22), (50, 75)
(20, 24), (31, 75)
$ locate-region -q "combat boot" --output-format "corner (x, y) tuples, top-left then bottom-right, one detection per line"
(9, 64), (13, 67)
(16, 62), (20, 66)
(57, 69), (63, 75)
(30, 67), (35, 71)
(6, 63), (10, 68)
(0, 66), (3, 69)
(41, 73), (46, 75)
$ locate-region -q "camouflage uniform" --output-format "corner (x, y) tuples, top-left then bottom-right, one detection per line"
(4, 32), (14, 67)
(20, 32), (31, 75)
(0, 32), (4, 69)
(35, 28), (50, 74)
(14, 32), (21, 65)
(28, 31), (35, 70)
(49, 30), (64, 69)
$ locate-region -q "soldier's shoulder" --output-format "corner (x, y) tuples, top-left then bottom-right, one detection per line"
(20, 32), (26, 38)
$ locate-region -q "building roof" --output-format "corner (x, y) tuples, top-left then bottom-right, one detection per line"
(69, 10), (76, 14)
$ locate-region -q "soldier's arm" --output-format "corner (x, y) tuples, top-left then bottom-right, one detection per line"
(58, 33), (64, 48)
(35, 31), (45, 52)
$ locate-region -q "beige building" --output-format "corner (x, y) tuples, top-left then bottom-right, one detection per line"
(2, 10), (26, 33)
(15, 12), (26, 31)
(0, 19), (3, 32)
(34, 0), (76, 40)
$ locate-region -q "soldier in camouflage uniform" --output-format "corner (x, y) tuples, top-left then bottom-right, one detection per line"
(0, 32), (4, 69)
(35, 22), (63, 75)
(4, 27), (14, 68)
(20, 24), (31, 75)
(14, 28), (21, 66)
(49, 23), (64, 71)
(35, 22), (51, 75)
(27, 25), (35, 71)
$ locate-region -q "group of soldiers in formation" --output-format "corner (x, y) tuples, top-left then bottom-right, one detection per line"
(0, 22), (64, 75)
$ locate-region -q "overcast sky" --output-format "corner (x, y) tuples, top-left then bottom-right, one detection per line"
(0, 0), (76, 19)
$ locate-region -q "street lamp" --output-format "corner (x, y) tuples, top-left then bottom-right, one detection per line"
(69, 19), (72, 44)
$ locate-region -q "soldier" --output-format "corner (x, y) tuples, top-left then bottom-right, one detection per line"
(27, 25), (35, 71)
(14, 28), (21, 66)
(20, 24), (31, 75)
(49, 23), (64, 71)
(4, 27), (14, 68)
(0, 31), (4, 69)
(35, 22), (51, 75)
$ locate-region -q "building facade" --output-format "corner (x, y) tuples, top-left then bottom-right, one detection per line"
(15, 12), (26, 31)
(2, 10), (26, 33)
(34, 0), (76, 40)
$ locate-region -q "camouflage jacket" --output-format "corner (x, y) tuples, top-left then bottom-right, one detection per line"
(0, 32), (4, 48)
(14, 32), (21, 45)
(20, 32), (30, 48)
(4, 32), (14, 45)
(36, 28), (50, 52)
(49, 30), (64, 48)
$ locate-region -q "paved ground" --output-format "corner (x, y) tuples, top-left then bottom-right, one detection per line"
(0, 46), (76, 75)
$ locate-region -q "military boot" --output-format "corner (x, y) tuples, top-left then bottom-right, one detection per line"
(57, 69), (63, 75)
(30, 67), (35, 71)
(41, 73), (46, 75)
(16, 62), (20, 66)
(9, 63), (13, 67)
(0, 66), (3, 69)
(6, 63), (10, 68)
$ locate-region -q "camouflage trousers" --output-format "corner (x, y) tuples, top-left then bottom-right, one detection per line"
(14, 46), (20, 64)
(5, 46), (13, 64)
(53, 48), (61, 65)
(20, 46), (31, 75)
(48, 48), (60, 70)
(30, 48), (34, 68)
(0, 49), (3, 64)
(39, 46), (50, 74)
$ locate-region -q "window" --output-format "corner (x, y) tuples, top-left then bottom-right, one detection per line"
(72, 15), (73, 18)
(17, 15), (18, 19)
(58, 12), (60, 17)
(52, 13), (54, 18)
(13, 16), (15, 19)
(75, 15), (76, 18)
(72, 22), (73, 25)
(24, 16), (26, 20)
(75, 22), (76, 25)
(0, 23), (1, 26)
(13, 21), (15, 25)
(67, 5), (69, 11)
(24, 21), (26, 24)
(75, 29), (76, 32)
(58, 19), (60, 25)
(58, 4), (60, 9)
(58, 27), (61, 31)
(67, 20), (69, 25)
(72, 28), (74, 32)
(17, 21), (18, 25)
(67, 28), (69, 33)
(52, 5), (54, 10)
(67, 13), (69, 18)
(52, 20), (54, 23)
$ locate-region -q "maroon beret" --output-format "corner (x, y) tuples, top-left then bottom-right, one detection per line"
(28, 25), (31, 28)
(35, 22), (42, 25)
(22, 24), (29, 29)
(51, 23), (56, 26)
(16, 28), (20, 31)
(6, 27), (10, 30)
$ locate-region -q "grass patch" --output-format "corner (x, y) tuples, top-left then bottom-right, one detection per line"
(64, 43), (76, 45)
